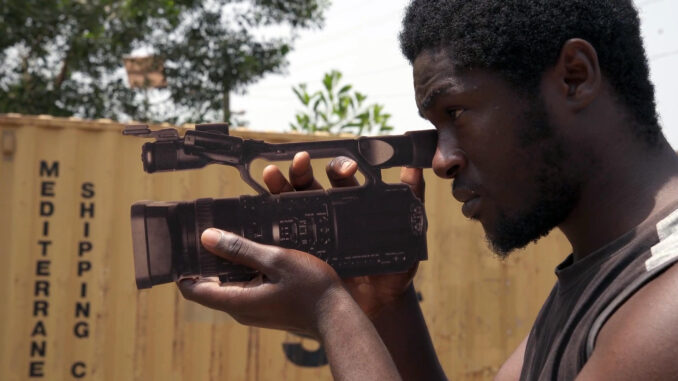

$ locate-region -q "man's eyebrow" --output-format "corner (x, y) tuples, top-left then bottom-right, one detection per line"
(420, 84), (456, 112)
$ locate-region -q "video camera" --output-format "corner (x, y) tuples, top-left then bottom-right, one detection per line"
(124, 123), (437, 289)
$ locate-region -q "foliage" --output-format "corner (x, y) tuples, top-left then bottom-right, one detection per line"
(290, 70), (393, 135)
(0, 0), (329, 124)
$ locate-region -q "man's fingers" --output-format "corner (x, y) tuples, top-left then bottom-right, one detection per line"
(400, 167), (425, 202)
(178, 277), (232, 310)
(177, 276), (268, 312)
(201, 229), (282, 279)
(263, 165), (294, 194)
(326, 156), (360, 188)
(289, 151), (323, 190)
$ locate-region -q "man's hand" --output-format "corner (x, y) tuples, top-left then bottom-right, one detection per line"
(262, 152), (426, 319)
(262, 152), (444, 380)
(177, 151), (434, 380)
(177, 154), (408, 379)
(177, 228), (347, 338)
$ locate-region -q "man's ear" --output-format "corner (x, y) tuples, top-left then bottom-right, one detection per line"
(553, 38), (602, 111)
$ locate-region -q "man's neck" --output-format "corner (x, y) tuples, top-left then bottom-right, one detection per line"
(559, 139), (678, 261)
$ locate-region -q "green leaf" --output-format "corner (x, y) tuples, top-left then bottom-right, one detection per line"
(323, 72), (334, 92)
(318, 109), (329, 123)
(312, 95), (325, 113)
(292, 85), (309, 106)
(338, 84), (352, 94)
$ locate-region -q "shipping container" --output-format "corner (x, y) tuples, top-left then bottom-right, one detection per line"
(0, 114), (568, 380)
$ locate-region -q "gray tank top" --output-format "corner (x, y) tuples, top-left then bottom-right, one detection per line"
(519, 202), (678, 380)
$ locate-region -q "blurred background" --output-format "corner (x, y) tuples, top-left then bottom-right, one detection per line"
(234, 0), (678, 141)
(1, 0), (676, 141)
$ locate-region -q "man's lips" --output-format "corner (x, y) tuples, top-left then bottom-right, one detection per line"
(452, 187), (476, 203)
(461, 197), (481, 218)
(452, 187), (481, 218)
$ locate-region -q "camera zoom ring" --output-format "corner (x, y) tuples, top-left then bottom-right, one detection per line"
(195, 198), (218, 275)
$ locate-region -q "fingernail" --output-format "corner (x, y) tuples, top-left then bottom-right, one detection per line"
(202, 228), (222, 248)
(341, 159), (352, 171)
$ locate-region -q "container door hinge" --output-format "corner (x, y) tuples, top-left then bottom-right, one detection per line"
(2, 130), (16, 158)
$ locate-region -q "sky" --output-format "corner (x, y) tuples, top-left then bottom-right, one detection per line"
(231, 0), (678, 149)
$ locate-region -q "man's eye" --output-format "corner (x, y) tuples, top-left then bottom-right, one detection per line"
(447, 108), (464, 120)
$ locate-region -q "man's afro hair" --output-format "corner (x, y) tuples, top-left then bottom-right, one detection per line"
(400, 0), (660, 145)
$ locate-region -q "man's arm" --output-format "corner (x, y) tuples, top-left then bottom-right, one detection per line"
(317, 289), (403, 380)
(370, 284), (447, 380)
(494, 335), (528, 381)
(179, 229), (402, 380)
(576, 263), (678, 380)
(263, 154), (448, 380)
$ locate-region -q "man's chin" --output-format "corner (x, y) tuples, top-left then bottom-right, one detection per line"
(485, 233), (529, 258)
(483, 220), (549, 258)
(486, 217), (566, 259)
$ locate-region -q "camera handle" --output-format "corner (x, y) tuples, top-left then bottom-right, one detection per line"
(123, 124), (437, 196)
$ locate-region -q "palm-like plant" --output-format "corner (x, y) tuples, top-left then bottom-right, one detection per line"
(290, 70), (393, 135)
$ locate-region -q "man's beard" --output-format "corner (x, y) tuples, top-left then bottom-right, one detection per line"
(487, 98), (581, 257)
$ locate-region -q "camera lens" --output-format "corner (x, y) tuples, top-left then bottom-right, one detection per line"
(130, 198), (245, 288)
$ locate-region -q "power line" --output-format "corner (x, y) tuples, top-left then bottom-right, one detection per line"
(236, 91), (416, 105)
(326, 0), (378, 19)
(651, 49), (678, 61)
(371, 93), (413, 99)
(247, 63), (410, 91)
(290, 36), (395, 70)
(637, 0), (668, 7)
(250, 46), (678, 94)
(295, 8), (403, 49)
(348, 63), (408, 79)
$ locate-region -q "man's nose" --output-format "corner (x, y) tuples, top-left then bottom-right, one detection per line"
(432, 146), (467, 179)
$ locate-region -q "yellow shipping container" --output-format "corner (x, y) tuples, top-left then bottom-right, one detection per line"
(0, 114), (568, 380)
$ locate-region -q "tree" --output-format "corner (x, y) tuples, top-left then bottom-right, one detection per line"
(290, 70), (394, 135)
(0, 0), (329, 124)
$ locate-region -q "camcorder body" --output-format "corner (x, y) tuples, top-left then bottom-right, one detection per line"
(124, 124), (437, 289)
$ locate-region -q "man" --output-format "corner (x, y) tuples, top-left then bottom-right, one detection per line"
(178, 0), (678, 379)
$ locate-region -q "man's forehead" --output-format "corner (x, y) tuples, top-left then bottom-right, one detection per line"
(413, 50), (466, 108)
(413, 49), (460, 85)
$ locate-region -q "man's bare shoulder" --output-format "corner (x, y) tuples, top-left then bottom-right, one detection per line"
(494, 335), (528, 381)
(576, 262), (678, 380)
